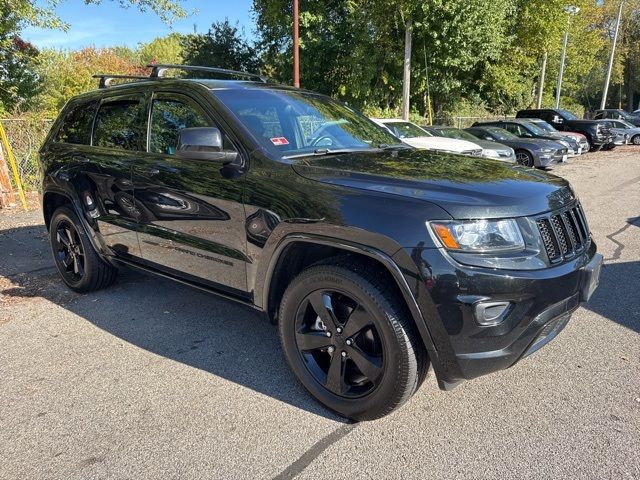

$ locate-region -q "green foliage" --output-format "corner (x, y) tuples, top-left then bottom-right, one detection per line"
(138, 33), (184, 65)
(34, 47), (146, 115)
(181, 20), (261, 73)
(0, 3), (40, 113)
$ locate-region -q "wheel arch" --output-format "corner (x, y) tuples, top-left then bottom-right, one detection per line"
(262, 234), (437, 355)
(42, 190), (74, 230)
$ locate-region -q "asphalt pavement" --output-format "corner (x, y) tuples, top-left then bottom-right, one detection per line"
(1, 147), (639, 479)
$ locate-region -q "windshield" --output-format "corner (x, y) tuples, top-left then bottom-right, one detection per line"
(485, 127), (518, 141)
(381, 121), (432, 139)
(532, 121), (556, 133)
(558, 109), (577, 120)
(213, 89), (399, 158)
(522, 122), (549, 136)
(437, 127), (477, 141)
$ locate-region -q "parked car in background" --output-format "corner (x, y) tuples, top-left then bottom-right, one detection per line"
(601, 119), (640, 145)
(473, 119), (581, 157)
(516, 108), (615, 150)
(593, 109), (640, 127)
(595, 120), (630, 146)
(525, 118), (590, 153)
(422, 125), (515, 162)
(38, 64), (603, 420)
(371, 119), (483, 156)
(465, 126), (568, 168)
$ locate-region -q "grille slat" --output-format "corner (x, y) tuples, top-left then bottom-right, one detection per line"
(537, 204), (590, 263)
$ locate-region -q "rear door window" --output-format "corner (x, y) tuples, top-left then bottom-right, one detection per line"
(56, 101), (98, 145)
(93, 97), (145, 151)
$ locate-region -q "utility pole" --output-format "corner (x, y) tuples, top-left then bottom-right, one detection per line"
(293, 0), (300, 88)
(537, 50), (547, 109)
(555, 5), (580, 109)
(601, 0), (625, 110)
(401, 16), (413, 120)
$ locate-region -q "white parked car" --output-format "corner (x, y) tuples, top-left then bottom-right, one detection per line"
(371, 119), (483, 156)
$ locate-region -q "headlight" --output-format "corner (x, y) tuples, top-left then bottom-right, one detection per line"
(540, 147), (555, 153)
(429, 219), (525, 253)
(483, 149), (500, 158)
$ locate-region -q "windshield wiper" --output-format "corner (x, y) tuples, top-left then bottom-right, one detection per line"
(283, 148), (376, 159)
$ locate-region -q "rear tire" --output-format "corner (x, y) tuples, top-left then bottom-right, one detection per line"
(279, 260), (427, 421)
(49, 206), (117, 293)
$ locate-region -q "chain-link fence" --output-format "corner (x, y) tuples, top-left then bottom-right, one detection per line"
(0, 118), (54, 192)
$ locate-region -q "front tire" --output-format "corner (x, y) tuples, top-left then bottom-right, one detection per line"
(515, 150), (534, 167)
(632, 134), (640, 146)
(279, 261), (427, 421)
(49, 206), (117, 293)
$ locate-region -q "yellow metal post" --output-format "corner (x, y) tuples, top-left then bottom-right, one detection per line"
(0, 122), (28, 210)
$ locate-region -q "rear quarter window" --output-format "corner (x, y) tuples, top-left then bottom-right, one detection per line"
(55, 100), (98, 145)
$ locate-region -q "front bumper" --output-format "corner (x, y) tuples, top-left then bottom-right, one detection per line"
(394, 243), (602, 388)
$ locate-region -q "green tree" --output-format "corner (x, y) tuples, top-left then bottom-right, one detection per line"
(181, 20), (261, 73)
(138, 32), (185, 65)
(35, 47), (146, 115)
(0, 4), (40, 113)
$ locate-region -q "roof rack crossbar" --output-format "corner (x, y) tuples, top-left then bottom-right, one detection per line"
(147, 64), (267, 83)
(93, 74), (149, 89)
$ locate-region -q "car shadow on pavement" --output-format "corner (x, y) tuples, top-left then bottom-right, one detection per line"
(583, 260), (640, 334)
(0, 224), (344, 421)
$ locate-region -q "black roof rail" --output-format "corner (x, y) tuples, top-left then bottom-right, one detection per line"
(147, 64), (268, 83)
(93, 74), (149, 89)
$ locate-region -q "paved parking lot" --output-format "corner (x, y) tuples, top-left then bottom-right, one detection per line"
(1, 148), (639, 479)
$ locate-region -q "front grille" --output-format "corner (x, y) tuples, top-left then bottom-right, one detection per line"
(536, 204), (590, 263)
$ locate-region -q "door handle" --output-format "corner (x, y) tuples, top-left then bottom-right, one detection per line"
(147, 168), (160, 176)
(72, 155), (90, 163)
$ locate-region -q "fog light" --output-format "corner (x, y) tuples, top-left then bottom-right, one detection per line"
(474, 301), (512, 326)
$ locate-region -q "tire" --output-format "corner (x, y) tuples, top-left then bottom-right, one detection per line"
(49, 206), (117, 293)
(515, 150), (534, 167)
(632, 135), (640, 146)
(279, 259), (427, 421)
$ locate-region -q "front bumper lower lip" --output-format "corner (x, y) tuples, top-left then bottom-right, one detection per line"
(452, 253), (603, 380)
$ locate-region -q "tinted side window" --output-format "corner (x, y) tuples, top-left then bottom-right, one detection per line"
(149, 98), (210, 154)
(56, 101), (97, 144)
(93, 99), (144, 151)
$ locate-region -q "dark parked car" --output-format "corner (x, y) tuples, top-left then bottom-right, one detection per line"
(516, 108), (615, 150)
(39, 64), (602, 420)
(521, 118), (590, 154)
(473, 119), (581, 156)
(593, 109), (640, 127)
(466, 125), (568, 168)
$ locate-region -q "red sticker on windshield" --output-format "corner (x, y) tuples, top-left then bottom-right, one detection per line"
(270, 137), (289, 146)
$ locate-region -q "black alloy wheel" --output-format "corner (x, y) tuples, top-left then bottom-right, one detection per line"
(294, 289), (384, 398)
(54, 219), (86, 285)
(49, 206), (117, 292)
(279, 261), (428, 420)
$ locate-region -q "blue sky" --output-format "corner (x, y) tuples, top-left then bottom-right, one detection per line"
(23, 0), (256, 50)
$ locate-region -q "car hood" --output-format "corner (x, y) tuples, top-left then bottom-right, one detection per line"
(498, 137), (564, 150)
(402, 136), (481, 152)
(291, 149), (574, 219)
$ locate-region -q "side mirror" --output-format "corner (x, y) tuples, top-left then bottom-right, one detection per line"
(176, 127), (238, 163)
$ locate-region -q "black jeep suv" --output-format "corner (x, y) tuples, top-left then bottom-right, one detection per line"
(40, 65), (603, 420)
(516, 108), (615, 150)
